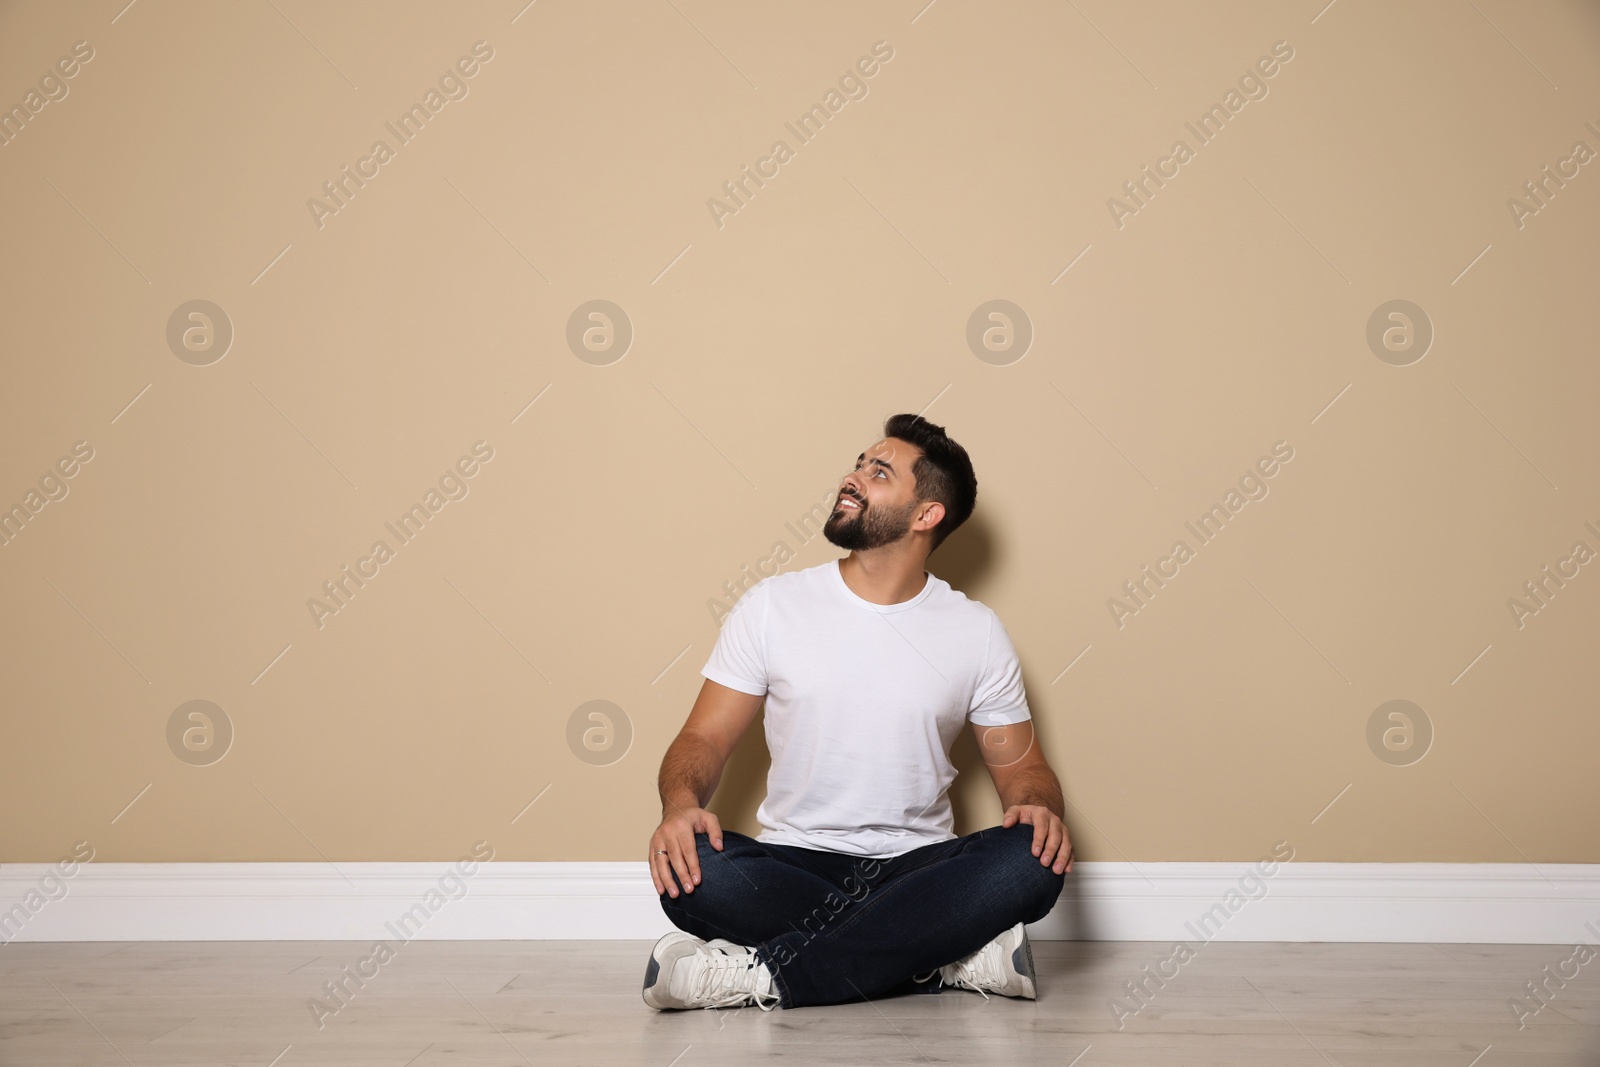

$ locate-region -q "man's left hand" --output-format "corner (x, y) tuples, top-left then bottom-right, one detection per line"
(1001, 804), (1073, 874)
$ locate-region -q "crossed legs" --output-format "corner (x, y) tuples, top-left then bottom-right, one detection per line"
(658, 822), (1065, 1008)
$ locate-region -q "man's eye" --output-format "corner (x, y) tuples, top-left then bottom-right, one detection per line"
(874, 469), (887, 478)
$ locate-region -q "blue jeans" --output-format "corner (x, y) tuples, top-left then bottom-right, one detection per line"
(658, 821), (1065, 1009)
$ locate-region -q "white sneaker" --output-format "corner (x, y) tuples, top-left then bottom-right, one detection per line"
(642, 932), (782, 1011)
(914, 921), (1037, 1001)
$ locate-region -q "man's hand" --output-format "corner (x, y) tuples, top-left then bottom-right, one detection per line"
(1002, 804), (1073, 874)
(650, 806), (723, 898)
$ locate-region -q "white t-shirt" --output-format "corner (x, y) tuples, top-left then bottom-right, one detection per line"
(700, 557), (1032, 858)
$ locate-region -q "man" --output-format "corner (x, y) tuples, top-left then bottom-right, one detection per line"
(643, 413), (1072, 1012)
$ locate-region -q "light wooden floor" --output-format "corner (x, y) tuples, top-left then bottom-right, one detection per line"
(2, 939), (1596, 1065)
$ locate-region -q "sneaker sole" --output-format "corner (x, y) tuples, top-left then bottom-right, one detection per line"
(1008, 924), (1037, 1000)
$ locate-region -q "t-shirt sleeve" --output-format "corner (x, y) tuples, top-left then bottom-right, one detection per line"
(968, 611), (1032, 726)
(700, 581), (769, 696)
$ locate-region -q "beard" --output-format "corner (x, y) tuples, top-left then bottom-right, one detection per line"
(823, 495), (918, 552)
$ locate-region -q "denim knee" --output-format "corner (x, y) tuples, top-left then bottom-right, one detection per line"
(658, 831), (738, 900)
(994, 821), (1067, 913)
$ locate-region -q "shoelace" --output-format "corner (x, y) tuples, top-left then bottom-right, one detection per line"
(689, 950), (781, 1011)
(941, 940), (1004, 1001)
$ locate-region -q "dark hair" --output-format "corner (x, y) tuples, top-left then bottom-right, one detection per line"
(882, 413), (977, 554)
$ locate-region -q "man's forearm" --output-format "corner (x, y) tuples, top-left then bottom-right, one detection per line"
(1000, 764), (1064, 819)
(658, 731), (724, 814)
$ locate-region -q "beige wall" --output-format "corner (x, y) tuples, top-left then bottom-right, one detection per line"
(2, 1), (1597, 865)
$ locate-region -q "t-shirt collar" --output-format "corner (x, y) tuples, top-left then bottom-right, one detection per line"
(831, 558), (936, 614)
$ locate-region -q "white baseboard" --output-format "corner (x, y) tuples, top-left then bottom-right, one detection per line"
(1, 861), (1597, 945)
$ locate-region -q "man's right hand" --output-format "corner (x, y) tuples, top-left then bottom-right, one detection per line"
(650, 806), (723, 898)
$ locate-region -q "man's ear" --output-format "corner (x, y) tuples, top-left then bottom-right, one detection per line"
(916, 499), (945, 531)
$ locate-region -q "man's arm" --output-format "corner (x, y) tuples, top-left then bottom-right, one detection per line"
(651, 678), (764, 897)
(657, 678), (764, 810)
(657, 731), (723, 814)
(974, 719), (1062, 814)
(973, 719), (1073, 873)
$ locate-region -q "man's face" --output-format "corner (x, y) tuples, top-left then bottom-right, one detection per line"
(823, 437), (926, 551)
